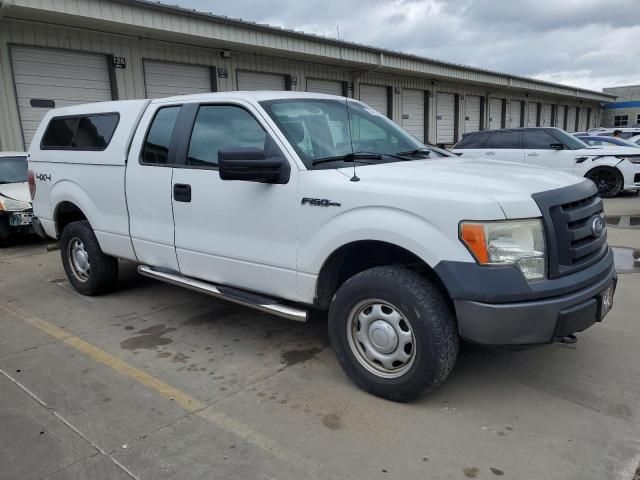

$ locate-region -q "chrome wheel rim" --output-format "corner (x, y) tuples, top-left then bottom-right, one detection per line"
(68, 237), (90, 282)
(346, 299), (416, 378)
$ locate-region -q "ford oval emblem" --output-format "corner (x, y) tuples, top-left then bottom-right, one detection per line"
(591, 215), (605, 238)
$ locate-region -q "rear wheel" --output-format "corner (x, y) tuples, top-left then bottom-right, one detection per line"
(328, 266), (459, 402)
(60, 220), (118, 295)
(586, 167), (623, 198)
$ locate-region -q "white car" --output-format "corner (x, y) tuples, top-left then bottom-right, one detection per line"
(28, 93), (616, 400)
(628, 134), (640, 146)
(587, 127), (640, 140)
(453, 127), (640, 197)
(0, 152), (33, 240)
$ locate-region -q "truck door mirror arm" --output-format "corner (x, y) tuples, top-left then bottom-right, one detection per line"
(218, 148), (290, 184)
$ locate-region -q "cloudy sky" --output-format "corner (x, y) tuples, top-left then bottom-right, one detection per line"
(173, 0), (639, 92)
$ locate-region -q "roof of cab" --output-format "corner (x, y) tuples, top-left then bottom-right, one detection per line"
(151, 91), (349, 104)
(0, 152), (27, 157)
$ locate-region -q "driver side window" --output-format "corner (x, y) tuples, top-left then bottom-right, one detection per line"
(187, 105), (268, 168)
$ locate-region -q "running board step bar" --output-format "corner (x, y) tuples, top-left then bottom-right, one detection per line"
(137, 265), (307, 322)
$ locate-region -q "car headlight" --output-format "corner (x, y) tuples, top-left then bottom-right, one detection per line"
(460, 219), (546, 280)
(0, 196), (32, 212)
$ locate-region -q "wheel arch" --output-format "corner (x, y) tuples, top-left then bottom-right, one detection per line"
(53, 200), (89, 238)
(314, 240), (454, 311)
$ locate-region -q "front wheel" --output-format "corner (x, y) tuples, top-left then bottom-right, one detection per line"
(586, 167), (623, 198)
(328, 266), (459, 402)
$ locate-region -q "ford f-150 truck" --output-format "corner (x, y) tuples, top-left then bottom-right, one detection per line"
(28, 92), (616, 401)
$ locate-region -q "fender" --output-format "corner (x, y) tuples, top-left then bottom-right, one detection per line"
(575, 155), (624, 178)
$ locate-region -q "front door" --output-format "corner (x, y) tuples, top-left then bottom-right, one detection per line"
(523, 129), (574, 174)
(483, 130), (524, 164)
(171, 101), (299, 301)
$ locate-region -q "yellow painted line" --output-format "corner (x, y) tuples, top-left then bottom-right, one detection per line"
(0, 301), (321, 478)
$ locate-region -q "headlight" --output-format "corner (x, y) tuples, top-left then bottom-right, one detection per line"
(0, 196), (32, 212)
(460, 219), (546, 280)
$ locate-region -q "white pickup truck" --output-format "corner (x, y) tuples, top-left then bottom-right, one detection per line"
(28, 92), (616, 401)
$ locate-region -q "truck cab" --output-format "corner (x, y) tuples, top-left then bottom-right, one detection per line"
(28, 92), (617, 401)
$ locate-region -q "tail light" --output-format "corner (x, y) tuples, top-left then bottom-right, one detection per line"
(27, 170), (36, 200)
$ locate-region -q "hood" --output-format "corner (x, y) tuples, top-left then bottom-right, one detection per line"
(0, 182), (32, 204)
(577, 146), (640, 156)
(337, 157), (583, 218)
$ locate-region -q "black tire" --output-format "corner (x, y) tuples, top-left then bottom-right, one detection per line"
(586, 167), (623, 198)
(60, 220), (118, 295)
(328, 266), (459, 402)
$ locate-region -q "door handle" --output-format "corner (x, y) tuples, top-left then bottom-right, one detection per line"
(527, 152), (539, 157)
(485, 151), (495, 156)
(173, 183), (191, 202)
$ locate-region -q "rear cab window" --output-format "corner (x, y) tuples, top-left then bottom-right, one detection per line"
(141, 106), (181, 165)
(41, 113), (119, 150)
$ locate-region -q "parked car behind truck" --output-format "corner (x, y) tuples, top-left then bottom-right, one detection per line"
(453, 127), (640, 197)
(0, 152), (33, 241)
(28, 93), (616, 401)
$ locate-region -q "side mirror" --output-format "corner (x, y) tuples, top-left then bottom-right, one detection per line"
(218, 148), (290, 184)
(550, 143), (565, 150)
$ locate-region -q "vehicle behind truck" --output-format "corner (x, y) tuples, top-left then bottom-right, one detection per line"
(28, 92), (617, 401)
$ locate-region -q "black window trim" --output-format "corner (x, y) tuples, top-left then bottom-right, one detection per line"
(172, 102), (286, 172)
(138, 104), (184, 167)
(40, 112), (120, 151)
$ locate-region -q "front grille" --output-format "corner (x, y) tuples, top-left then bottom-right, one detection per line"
(532, 181), (607, 278)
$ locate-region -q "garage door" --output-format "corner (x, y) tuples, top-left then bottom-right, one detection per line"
(306, 78), (343, 96)
(464, 95), (481, 133)
(143, 60), (211, 99)
(10, 46), (112, 148)
(489, 98), (503, 129)
(510, 100), (523, 128)
(401, 89), (425, 142)
(359, 84), (389, 117)
(527, 102), (539, 127)
(436, 92), (455, 144)
(542, 104), (553, 127)
(578, 108), (588, 131)
(237, 71), (286, 91)
(567, 107), (577, 132)
(557, 106), (567, 130)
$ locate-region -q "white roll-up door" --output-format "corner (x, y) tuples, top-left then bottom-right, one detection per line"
(359, 84), (389, 117)
(10, 46), (112, 148)
(436, 92), (455, 144)
(579, 108), (588, 131)
(542, 104), (553, 126)
(557, 106), (567, 130)
(510, 100), (523, 128)
(489, 98), (503, 129)
(567, 107), (577, 132)
(527, 102), (539, 127)
(143, 60), (211, 99)
(401, 89), (425, 142)
(237, 71), (286, 91)
(464, 95), (481, 133)
(306, 78), (343, 96)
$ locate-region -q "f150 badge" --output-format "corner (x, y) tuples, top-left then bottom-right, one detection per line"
(301, 197), (341, 207)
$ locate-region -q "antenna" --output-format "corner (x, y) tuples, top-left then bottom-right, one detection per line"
(337, 25), (359, 182)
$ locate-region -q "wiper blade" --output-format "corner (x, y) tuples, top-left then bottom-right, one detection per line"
(395, 148), (431, 157)
(311, 152), (382, 166)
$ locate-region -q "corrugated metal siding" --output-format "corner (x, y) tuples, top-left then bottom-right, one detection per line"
(359, 84), (388, 116)
(557, 105), (567, 130)
(464, 95), (481, 133)
(237, 71), (286, 91)
(436, 92), (455, 144)
(10, 45), (112, 147)
(509, 100), (522, 128)
(0, 16), (607, 151)
(527, 102), (538, 127)
(489, 98), (502, 129)
(143, 60), (211, 98)
(542, 104), (553, 127)
(401, 88), (425, 142)
(306, 78), (343, 96)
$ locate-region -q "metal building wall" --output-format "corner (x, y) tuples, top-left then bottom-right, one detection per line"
(0, 17), (606, 151)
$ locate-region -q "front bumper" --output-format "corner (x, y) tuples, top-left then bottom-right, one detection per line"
(453, 263), (616, 346)
(0, 211), (34, 239)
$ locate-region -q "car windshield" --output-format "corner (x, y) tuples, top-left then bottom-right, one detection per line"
(0, 156), (28, 183)
(549, 129), (588, 150)
(260, 98), (426, 169)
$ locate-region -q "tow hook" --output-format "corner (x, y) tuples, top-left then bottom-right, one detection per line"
(555, 334), (577, 344)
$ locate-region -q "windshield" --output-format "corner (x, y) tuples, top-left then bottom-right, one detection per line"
(260, 98), (425, 168)
(548, 129), (589, 150)
(0, 156), (28, 183)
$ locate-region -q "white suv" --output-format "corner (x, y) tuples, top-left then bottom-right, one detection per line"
(453, 127), (640, 197)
